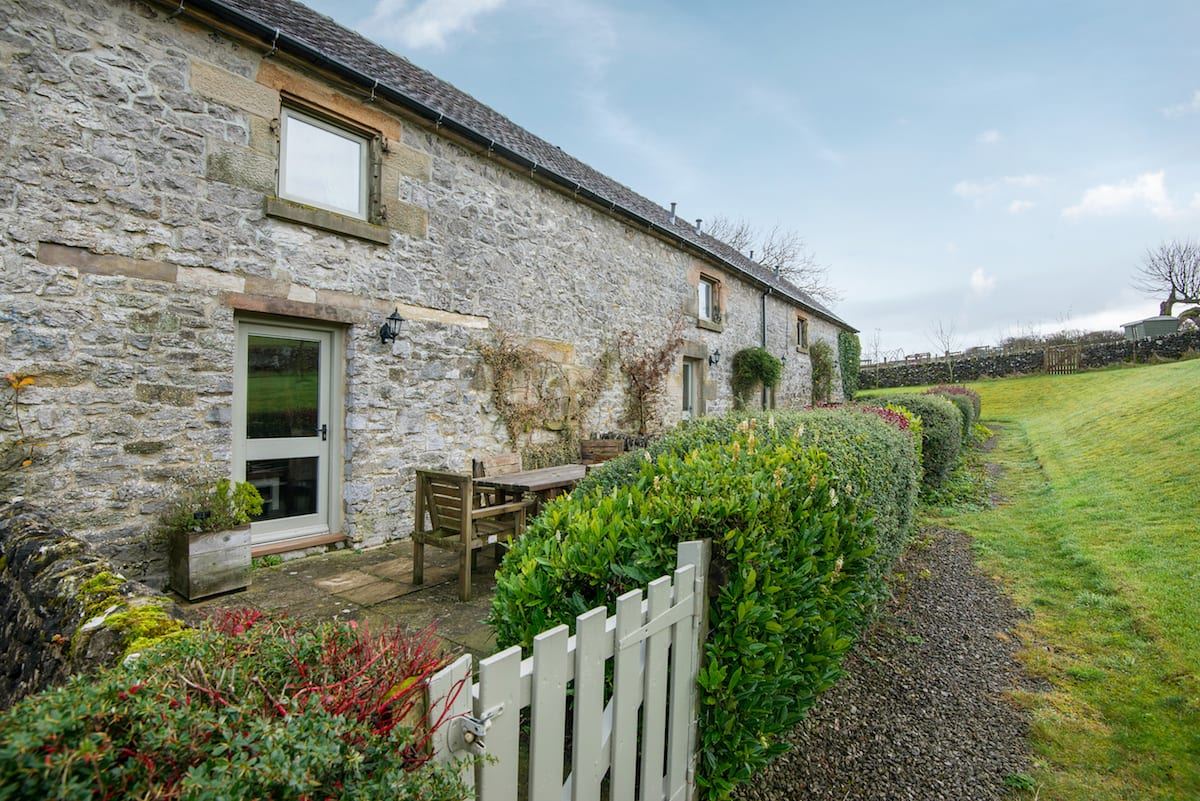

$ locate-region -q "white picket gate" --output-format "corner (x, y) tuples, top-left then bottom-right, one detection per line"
(425, 540), (710, 801)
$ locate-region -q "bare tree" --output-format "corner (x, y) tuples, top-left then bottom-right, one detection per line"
(928, 319), (959, 381)
(1135, 239), (1200, 316)
(705, 216), (841, 303)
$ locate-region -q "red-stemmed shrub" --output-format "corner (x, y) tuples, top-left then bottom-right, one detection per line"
(0, 611), (466, 801)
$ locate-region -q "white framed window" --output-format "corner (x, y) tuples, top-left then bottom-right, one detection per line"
(279, 107), (370, 220)
(698, 276), (718, 321)
(682, 357), (702, 419)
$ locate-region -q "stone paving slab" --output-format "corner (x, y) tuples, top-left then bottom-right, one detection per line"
(177, 541), (503, 659)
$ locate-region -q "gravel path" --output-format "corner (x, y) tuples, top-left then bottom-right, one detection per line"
(734, 527), (1036, 801)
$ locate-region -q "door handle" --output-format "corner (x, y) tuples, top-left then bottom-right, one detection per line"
(318, 424), (328, 441)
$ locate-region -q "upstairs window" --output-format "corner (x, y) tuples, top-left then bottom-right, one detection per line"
(698, 276), (719, 321)
(796, 316), (810, 350)
(279, 107), (370, 220)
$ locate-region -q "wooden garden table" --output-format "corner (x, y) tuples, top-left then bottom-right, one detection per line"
(474, 464), (587, 507)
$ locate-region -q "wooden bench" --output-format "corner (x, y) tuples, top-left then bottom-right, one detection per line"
(413, 469), (533, 601)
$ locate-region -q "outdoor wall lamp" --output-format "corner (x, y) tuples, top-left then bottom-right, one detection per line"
(708, 349), (721, 366)
(379, 308), (405, 344)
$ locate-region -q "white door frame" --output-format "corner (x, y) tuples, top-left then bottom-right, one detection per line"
(232, 317), (344, 548)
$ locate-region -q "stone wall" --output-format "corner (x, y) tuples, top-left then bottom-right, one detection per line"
(0, 0), (847, 584)
(859, 330), (1200, 389)
(0, 502), (182, 709)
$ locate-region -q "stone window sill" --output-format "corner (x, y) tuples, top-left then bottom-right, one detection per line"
(696, 317), (724, 333)
(265, 197), (391, 245)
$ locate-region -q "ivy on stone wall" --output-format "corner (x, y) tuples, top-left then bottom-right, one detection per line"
(730, 347), (782, 409)
(809, 340), (835, 404)
(838, 331), (861, 399)
(477, 333), (614, 449)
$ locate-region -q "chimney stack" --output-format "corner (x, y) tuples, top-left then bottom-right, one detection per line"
(749, 249), (754, 260)
(669, 202), (677, 224)
(695, 218), (702, 233)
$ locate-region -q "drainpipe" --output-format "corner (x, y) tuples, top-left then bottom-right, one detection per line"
(761, 287), (772, 409)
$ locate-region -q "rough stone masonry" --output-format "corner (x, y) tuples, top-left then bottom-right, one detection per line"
(0, 0), (848, 586)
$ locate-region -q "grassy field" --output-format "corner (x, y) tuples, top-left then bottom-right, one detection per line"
(870, 361), (1200, 800)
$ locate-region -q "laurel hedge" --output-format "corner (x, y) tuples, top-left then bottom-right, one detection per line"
(871, 393), (963, 488)
(490, 408), (919, 798)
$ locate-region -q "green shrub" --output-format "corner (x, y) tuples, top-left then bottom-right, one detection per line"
(730, 347), (782, 407)
(155, 478), (263, 544)
(493, 409), (919, 798)
(873, 393), (963, 488)
(838, 331), (861, 399)
(927, 384), (981, 418)
(575, 409), (918, 573)
(809, 340), (835, 403)
(0, 613), (465, 801)
(937, 393), (974, 437)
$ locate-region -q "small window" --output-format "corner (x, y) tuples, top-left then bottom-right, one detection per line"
(698, 276), (719, 321)
(279, 107), (370, 220)
(796, 316), (810, 350)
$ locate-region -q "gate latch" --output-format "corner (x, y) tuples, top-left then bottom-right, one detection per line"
(448, 704), (503, 756)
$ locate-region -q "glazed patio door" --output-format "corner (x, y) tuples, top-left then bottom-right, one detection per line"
(233, 321), (334, 547)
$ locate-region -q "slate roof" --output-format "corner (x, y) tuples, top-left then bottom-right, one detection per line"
(208, 0), (853, 330)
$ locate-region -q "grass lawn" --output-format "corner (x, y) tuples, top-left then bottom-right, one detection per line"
(889, 360), (1200, 799)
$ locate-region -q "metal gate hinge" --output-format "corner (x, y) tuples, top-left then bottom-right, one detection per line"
(448, 704), (504, 756)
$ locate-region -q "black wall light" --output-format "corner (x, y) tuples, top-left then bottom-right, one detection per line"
(379, 308), (405, 344)
(708, 349), (721, 366)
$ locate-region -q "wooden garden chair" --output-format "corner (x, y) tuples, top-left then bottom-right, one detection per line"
(412, 469), (533, 601)
(471, 451), (524, 505)
(580, 438), (624, 469)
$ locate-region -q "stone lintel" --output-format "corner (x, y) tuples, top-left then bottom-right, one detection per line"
(37, 242), (178, 283)
(256, 60), (404, 142)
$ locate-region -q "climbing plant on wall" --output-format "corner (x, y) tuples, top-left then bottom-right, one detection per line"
(729, 347), (782, 409)
(477, 334), (615, 450)
(616, 317), (686, 435)
(809, 339), (835, 404)
(838, 331), (861, 400)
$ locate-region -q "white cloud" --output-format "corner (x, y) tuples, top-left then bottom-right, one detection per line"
(969, 267), (996, 295)
(1062, 171), (1178, 219)
(1008, 199), (1034, 214)
(976, 129), (1002, 145)
(363, 0), (506, 49)
(953, 174), (1049, 206)
(953, 180), (989, 199)
(1162, 90), (1200, 118)
(1003, 174), (1047, 188)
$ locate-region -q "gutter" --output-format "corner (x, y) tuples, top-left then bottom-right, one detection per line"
(166, 0), (854, 332)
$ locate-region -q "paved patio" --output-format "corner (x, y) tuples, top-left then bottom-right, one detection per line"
(178, 543), (501, 658)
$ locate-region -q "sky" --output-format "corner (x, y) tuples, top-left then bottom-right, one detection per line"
(306, 0), (1200, 355)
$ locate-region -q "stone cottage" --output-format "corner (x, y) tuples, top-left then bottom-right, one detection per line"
(0, 0), (855, 585)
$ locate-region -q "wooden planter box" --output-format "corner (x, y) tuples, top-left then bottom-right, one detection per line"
(168, 525), (251, 601)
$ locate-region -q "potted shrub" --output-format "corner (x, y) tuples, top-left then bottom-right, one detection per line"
(163, 478), (263, 601)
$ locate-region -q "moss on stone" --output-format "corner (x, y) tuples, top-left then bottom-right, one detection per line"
(75, 571), (188, 658)
(104, 601), (189, 655)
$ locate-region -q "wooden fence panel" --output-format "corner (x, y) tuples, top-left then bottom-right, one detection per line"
(639, 575), (673, 801)
(611, 588), (646, 801)
(528, 624), (569, 801)
(425, 540), (711, 801)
